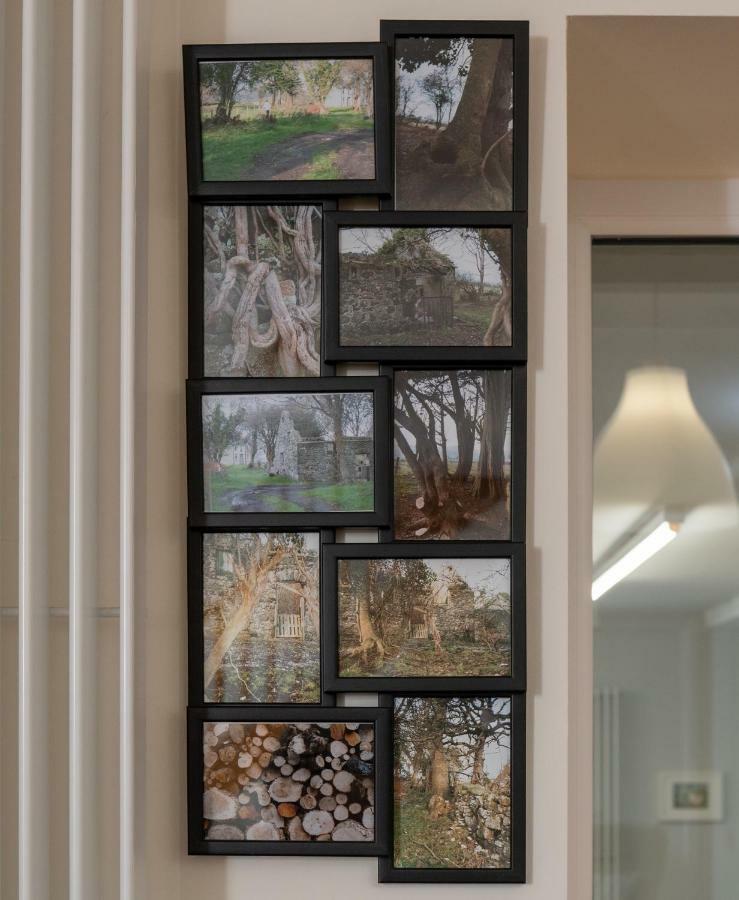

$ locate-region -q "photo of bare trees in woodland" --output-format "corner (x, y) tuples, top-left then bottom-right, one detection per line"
(203, 204), (322, 377)
(393, 369), (512, 540)
(337, 557), (511, 678)
(201, 391), (374, 514)
(394, 37), (513, 210)
(202, 721), (376, 842)
(338, 226), (512, 348)
(393, 697), (512, 869)
(203, 532), (320, 704)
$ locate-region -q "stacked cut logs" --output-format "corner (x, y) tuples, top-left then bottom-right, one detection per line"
(203, 721), (375, 842)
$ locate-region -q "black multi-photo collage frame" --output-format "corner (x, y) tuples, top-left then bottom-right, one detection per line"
(184, 20), (529, 884)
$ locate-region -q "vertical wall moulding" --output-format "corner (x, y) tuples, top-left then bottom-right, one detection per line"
(69, 0), (102, 896)
(18, 0), (53, 898)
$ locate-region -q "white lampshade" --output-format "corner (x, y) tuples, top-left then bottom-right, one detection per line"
(593, 366), (736, 562)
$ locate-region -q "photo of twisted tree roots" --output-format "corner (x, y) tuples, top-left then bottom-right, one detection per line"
(203, 204), (322, 377)
(337, 557), (511, 678)
(338, 226), (512, 348)
(393, 369), (511, 540)
(203, 532), (320, 704)
(393, 697), (512, 869)
(202, 721), (376, 842)
(394, 37), (513, 210)
(202, 392), (374, 514)
(199, 59), (375, 181)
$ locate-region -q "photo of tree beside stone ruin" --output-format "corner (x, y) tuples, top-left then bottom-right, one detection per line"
(202, 391), (374, 513)
(203, 532), (320, 703)
(393, 369), (511, 540)
(202, 721), (376, 842)
(199, 59), (375, 181)
(393, 697), (511, 869)
(394, 37), (513, 210)
(203, 204), (323, 377)
(337, 557), (511, 678)
(338, 226), (511, 347)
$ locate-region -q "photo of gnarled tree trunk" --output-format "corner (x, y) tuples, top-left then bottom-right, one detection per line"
(203, 204), (322, 377)
(203, 532), (320, 703)
(394, 36), (513, 210)
(337, 557), (511, 677)
(393, 696), (512, 869)
(393, 369), (511, 540)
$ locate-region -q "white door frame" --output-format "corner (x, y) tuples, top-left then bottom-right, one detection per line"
(566, 178), (739, 899)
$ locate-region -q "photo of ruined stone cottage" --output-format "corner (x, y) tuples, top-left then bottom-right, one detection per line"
(202, 720), (376, 843)
(393, 696), (512, 870)
(203, 532), (320, 703)
(338, 226), (512, 348)
(202, 391), (374, 513)
(337, 557), (511, 678)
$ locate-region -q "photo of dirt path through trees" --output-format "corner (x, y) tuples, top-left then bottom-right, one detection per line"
(393, 369), (511, 540)
(199, 59), (375, 181)
(337, 557), (511, 678)
(393, 697), (512, 869)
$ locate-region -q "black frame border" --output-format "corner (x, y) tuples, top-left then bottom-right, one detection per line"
(183, 43), (392, 199)
(321, 542), (526, 693)
(187, 376), (391, 529)
(377, 692), (526, 883)
(322, 210), (527, 363)
(188, 705), (391, 856)
(188, 526), (336, 707)
(380, 20), (529, 213)
(379, 364), (527, 544)
(188, 198), (337, 379)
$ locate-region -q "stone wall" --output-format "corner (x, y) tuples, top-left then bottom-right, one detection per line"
(297, 440), (338, 483)
(338, 437), (373, 482)
(453, 765), (512, 868)
(339, 260), (454, 341)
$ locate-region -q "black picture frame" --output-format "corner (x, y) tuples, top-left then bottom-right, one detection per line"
(188, 705), (391, 856)
(188, 526), (336, 707)
(323, 210), (527, 364)
(187, 376), (391, 528)
(380, 19), (529, 213)
(379, 364), (526, 543)
(183, 43), (392, 199)
(322, 542), (525, 693)
(188, 198), (337, 379)
(377, 692), (526, 883)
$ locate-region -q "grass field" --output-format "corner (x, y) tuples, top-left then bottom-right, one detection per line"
(200, 108), (372, 181)
(340, 638), (511, 679)
(207, 464), (374, 513)
(394, 788), (489, 869)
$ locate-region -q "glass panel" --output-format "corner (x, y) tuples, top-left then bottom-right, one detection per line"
(592, 242), (739, 900)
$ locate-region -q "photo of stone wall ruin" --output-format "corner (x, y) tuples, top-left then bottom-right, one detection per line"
(202, 391), (374, 513)
(203, 532), (320, 703)
(337, 557), (511, 678)
(202, 721), (376, 842)
(338, 226), (512, 348)
(393, 696), (511, 869)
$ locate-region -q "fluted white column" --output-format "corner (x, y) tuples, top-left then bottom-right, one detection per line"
(120, 0), (139, 895)
(18, 0), (52, 896)
(69, 0), (102, 897)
